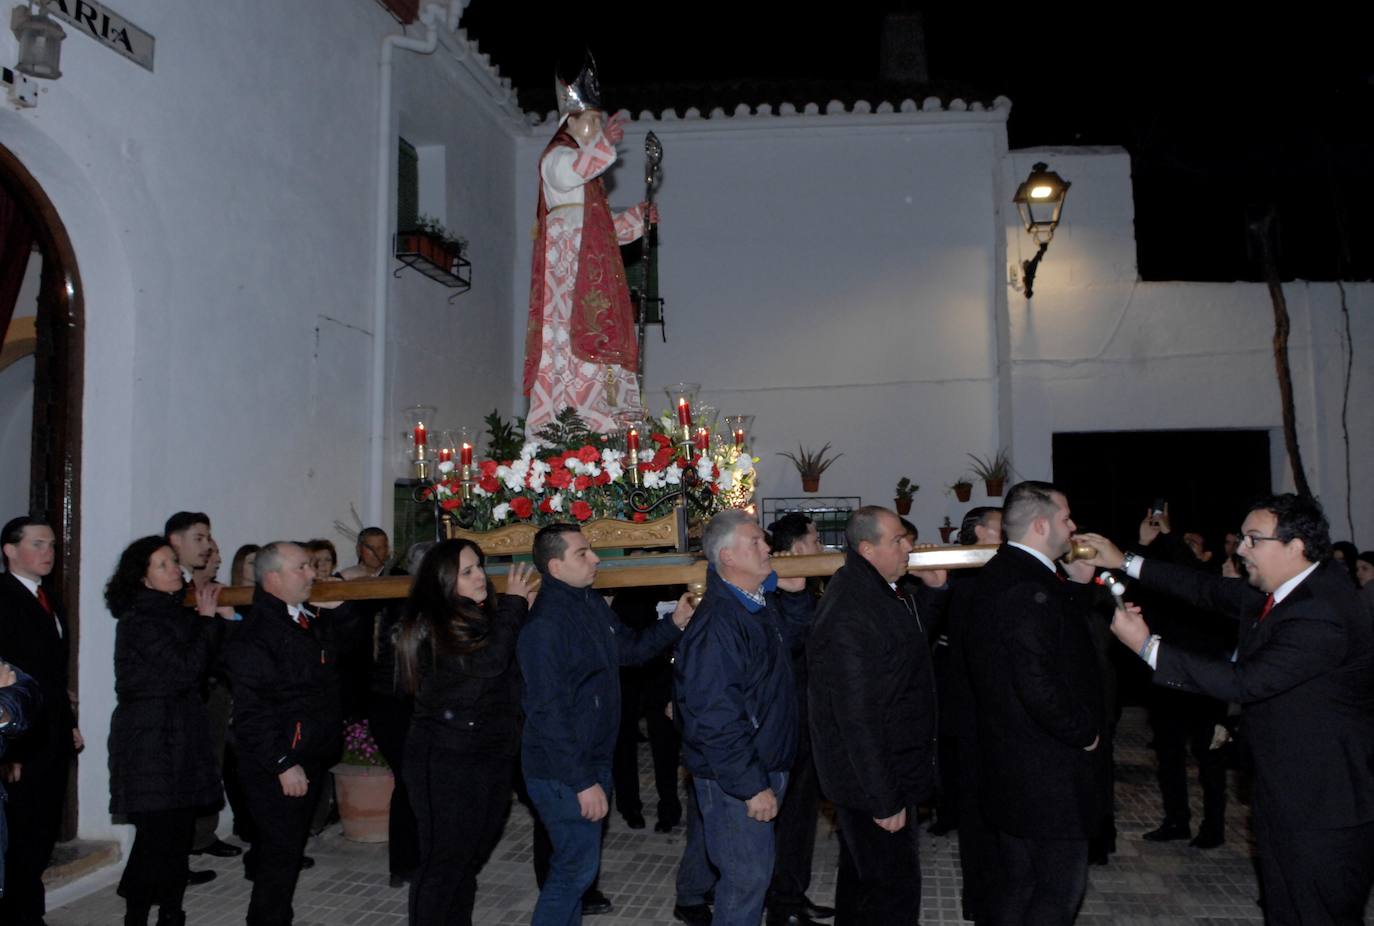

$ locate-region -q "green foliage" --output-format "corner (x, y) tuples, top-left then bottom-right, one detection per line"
(967, 449), (1012, 481)
(484, 408), (526, 463)
(533, 407), (596, 449)
(895, 476), (918, 499)
(778, 443), (843, 478)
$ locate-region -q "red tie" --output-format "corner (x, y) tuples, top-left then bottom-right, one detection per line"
(36, 586), (53, 615)
(1258, 594), (1275, 622)
(295, 608), (312, 630)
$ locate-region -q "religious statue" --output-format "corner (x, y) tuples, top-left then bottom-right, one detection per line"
(522, 54), (655, 433)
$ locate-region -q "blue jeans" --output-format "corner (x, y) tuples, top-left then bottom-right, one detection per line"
(526, 771), (612, 926)
(695, 772), (788, 926)
(675, 775), (718, 905)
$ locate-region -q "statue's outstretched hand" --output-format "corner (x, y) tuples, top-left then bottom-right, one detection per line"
(603, 110), (629, 144)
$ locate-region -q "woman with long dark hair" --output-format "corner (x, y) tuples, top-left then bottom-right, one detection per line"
(395, 539), (536, 926)
(106, 535), (232, 926)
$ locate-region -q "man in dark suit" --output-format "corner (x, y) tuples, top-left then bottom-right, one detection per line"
(808, 506), (947, 925)
(1082, 493), (1374, 925)
(965, 483), (1103, 926)
(221, 542), (361, 926)
(0, 515), (82, 926)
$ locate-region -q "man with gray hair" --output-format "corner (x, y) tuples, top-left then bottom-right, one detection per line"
(674, 510), (816, 926)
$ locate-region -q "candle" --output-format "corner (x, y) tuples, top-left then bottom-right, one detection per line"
(733, 429), (746, 449)
(627, 428), (640, 452)
(413, 424), (427, 447)
(438, 448), (453, 463)
(695, 427), (709, 451)
(677, 397), (692, 427)
(460, 443), (473, 467)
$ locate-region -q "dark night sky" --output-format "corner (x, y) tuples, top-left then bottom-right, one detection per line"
(458, 3), (1374, 281)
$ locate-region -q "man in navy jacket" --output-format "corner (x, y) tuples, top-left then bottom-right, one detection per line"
(1082, 493), (1374, 925)
(518, 523), (693, 926)
(675, 510), (815, 926)
(0, 660), (39, 899)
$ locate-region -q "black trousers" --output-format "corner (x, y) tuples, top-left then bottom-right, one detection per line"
(611, 664), (681, 823)
(192, 679), (232, 850)
(1254, 803), (1374, 926)
(833, 803), (921, 926)
(1149, 688), (1226, 829)
(991, 832), (1087, 926)
(405, 737), (514, 926)
(119, 808), (196, 913)
(368, 694), (418, 877)
(955, 736), (997, 925)
(0, 752), (67, 925)
(239, 764), (324, 926)
(767, 728), (821, 910)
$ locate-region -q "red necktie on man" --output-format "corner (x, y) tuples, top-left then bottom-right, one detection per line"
(1258, 593), (1275, 621)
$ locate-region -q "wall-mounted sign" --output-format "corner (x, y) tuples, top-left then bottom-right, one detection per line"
(47, 0), (154, 72)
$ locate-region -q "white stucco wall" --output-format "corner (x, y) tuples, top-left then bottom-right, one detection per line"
(1003, 149), (1374, 544)
(0, 2), (522, 841)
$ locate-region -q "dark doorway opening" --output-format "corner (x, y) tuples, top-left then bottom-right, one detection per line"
(1052, 429), (1272, 554)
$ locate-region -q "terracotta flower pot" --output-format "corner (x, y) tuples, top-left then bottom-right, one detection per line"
(801, 476), (820, 493)
(953, 483), (973, 503)
(984, 478), (1005, 497)
(333, 764), (394, 843)
(894, 497), (912, 515)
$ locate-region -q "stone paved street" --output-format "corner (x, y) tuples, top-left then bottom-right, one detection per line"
(51, 707), (1292, 925)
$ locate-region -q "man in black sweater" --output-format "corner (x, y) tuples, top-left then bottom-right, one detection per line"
(808, 506), (947, 925)
(222, 542), (363, 926)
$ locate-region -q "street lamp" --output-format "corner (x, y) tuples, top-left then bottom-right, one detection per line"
(10, 2), (65, 80)
(1012, 161), (1070, 298)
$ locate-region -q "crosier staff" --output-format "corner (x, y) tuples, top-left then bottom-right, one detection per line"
(636, 131), (663, 402)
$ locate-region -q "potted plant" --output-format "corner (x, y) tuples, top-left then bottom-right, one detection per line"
(332, 719), (393, 843)
(397, 214), (466, 274)
(949, 475), (974, 503)
(938, 516), (958, 544)
(778, 443), (843, 493)
(967, 450), (1012, 497)
(894, 477), (918, 515)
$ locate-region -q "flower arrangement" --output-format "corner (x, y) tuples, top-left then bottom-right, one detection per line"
(424, 409), (757, 532)
(340, 719), (388, 768)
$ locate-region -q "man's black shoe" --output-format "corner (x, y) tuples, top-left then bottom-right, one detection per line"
(1142, 821), (1191, 842)
(1190, 828), (1225, 849)
(654, 817), (678, 833)
(581, 889), (613, 915)
(186, 869), (217, 886)
(673, 902), (712, 925)
(767, 913), (822, 926)
(801, 897), (835, 920)
(191, 838), (242, 858)
(622, 811), (646, 830)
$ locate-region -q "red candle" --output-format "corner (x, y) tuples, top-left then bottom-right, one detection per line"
(413, 424), (427, 447)
(695, 428), (709, 451)
(438, 448), (453, 463)
(461, 443), (473, 467)
(733, 429), (746, 449)
(627, 428), (640, 452)
(677, 397), (692, 427)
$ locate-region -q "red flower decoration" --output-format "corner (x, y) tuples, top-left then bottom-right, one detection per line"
(440, 498), (463, 511)
(577, 445), (601, 464)
(510, 497), (533, 519)
(547, 468), (572, 490)
(652, 446), (675, 469)
(574, 475), (592, 492)
(538, 498), (554, 514)
(593, 471), (612, 486)
(571, 500), (594, 521)
(479, 474), (500, 494)
(651, 432), (672, 447)
(632, 512), (647, 523)
(480, 459), (499, 476)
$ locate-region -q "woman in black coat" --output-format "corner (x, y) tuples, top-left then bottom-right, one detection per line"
(106, 535), (231, 926)
(394, 539), (535, 926)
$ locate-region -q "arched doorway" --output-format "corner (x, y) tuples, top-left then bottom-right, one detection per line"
(0, 141), (85, 838)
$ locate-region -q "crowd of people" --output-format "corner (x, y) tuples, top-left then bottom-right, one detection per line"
(0, 486), (1372, 926)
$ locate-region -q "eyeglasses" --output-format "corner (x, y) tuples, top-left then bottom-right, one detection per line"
(1237, 534), (1282, 549)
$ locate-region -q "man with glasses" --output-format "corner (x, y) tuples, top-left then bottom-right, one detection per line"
(1079, 493), (1374, 924)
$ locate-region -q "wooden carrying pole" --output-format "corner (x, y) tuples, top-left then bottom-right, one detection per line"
(205, 545), (997, 608)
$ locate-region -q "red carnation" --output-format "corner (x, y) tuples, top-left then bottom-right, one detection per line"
(574, 475), (592, 492)
(577, 445), (601, 464)
(510, 496), (533, 519)
(479, 474), (500, 494)
(633, 512), (647, 523)
(593, 471), (612, 486)
(652, 446), (675, 469)
(651, 432), (672, 447)
(480, 459), (499, 476)
(538, 498), (553, 514)
(571, 500), (594, 521)
(440, 498), (463, 511)
(547, 468), (572, 490)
